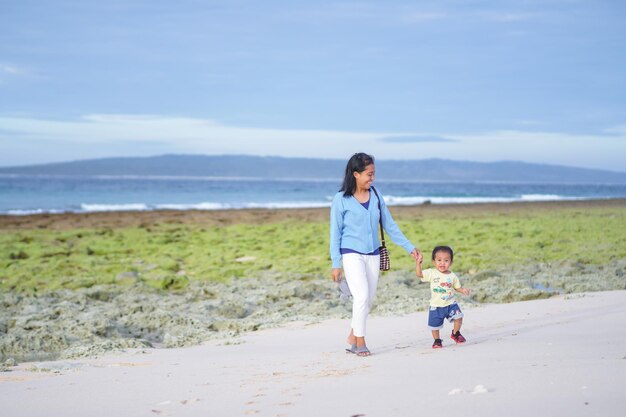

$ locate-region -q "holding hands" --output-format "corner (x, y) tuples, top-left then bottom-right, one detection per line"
(415, 250), (423, 265)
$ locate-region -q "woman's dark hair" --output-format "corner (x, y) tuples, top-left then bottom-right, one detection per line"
(431, 245), (454, 261)
(340, 152), (375, 197)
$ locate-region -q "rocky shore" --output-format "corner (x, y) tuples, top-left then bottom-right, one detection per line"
(2, 259), (624, 364)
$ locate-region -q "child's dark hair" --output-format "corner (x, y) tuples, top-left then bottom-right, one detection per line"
(340, 152), (375, 197)
(432, 246), (454, 261)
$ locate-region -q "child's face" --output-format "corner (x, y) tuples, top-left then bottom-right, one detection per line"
(432, 251), (452, 273)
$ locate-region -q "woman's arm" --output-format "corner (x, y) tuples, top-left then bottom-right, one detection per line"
(329, 194), (344, 269)
(378, 191), (418, 256)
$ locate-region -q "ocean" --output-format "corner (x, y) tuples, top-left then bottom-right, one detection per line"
(1, 174), (626, 215)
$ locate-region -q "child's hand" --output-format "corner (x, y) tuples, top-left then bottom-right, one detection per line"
(460, 288), (471, 296)
(414, 252), (424, 278)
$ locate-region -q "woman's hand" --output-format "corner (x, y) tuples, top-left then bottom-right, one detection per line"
(410, 248), (421, 261)
(331, 268), (342, 282)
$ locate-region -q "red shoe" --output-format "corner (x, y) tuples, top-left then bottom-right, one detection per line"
(451, 331), (466, 343)
(432, 338), (443, 349)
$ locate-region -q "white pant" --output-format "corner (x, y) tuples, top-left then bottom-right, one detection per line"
(343, 253), (380, 337)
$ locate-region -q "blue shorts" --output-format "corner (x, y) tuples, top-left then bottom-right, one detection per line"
(428, 303), (464, 330)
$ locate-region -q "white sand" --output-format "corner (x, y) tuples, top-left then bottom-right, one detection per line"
(2, 290), (625, 417)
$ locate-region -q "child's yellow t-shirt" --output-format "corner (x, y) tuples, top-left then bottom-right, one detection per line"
(421, 268), (461, 307)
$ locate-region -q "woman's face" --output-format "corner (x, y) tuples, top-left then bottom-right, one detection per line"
(354, 164), (375, 191)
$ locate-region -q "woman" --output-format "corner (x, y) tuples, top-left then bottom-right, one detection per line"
(330, 152), (420, 356)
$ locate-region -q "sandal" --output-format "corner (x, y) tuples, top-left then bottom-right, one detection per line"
(355, 346), (371, 357)
(345, 344), (357, 354)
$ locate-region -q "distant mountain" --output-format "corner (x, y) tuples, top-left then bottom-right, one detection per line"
(1, 154), (625, 184)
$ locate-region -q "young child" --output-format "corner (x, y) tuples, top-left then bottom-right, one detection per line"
(415, 246), (470, 348)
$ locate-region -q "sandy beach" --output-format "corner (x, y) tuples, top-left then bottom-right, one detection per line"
(1, 199), (625, 416)
(1, 290), (624, 417)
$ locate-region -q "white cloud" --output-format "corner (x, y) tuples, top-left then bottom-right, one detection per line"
(0, 64), (24, 75)
(0, 114), (419, 158)
(478, 11), (540, 22)
(0, 64), (31, 85)
(398, 9), (542, 25)
(435, 129), (626, 171)
(604, 125), (626, 135)
(402, 11), (448, 23)
(1, 114), (625, 171)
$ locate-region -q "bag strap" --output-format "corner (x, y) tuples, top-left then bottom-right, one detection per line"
(370, 186), (386, 248)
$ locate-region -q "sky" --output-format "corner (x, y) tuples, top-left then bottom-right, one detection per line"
(1, 0), (625, 172)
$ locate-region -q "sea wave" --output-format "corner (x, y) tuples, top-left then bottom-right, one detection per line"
(78, 201), (334, 212)
(155, 201), (331, 210)
(6, 208), (67, 216)
(384, 194), (583, 205)
(0, 194), (598, 215)
(81, 203), (152, 212)
(385, 196), (515, 205)
(519, 194), (571, 201)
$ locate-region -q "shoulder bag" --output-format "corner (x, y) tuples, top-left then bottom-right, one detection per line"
(371, 187), (390, 271)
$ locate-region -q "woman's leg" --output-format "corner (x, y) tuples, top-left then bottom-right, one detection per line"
(357, 255), (380, 355)
(364, 254), (380, 310)
(347, 328), (356, 345)
(343, 254), (380, 355)
(343, 254), (370, 339)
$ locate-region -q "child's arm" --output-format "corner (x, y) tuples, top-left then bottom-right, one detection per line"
(455, 287), (471, 296)
(415, 251), (424, 278)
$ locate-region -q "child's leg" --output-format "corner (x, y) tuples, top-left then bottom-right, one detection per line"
(453, 317), (463, 333)
(428, 307), (444, 342)
(450, 317), (466, 343)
